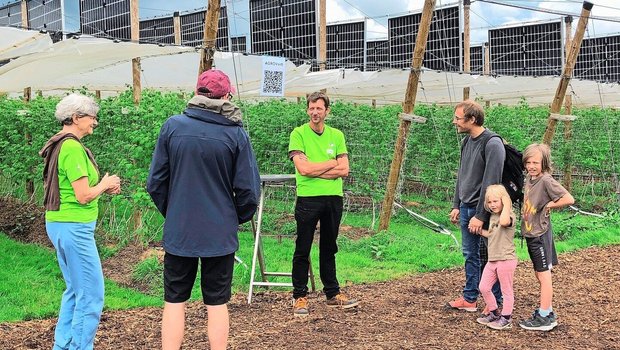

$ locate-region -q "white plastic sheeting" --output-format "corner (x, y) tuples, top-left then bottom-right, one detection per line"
(1, 27), (619, 107)
(0, 27), (53, 61)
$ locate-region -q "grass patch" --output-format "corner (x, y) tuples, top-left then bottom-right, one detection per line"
(0, 233), (161, 322)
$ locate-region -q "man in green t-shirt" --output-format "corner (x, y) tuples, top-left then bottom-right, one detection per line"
(288, 91), (359, 317)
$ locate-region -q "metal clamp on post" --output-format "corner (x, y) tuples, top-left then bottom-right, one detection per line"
(398, 113), (427, 123)
(549, 113), (577, 121)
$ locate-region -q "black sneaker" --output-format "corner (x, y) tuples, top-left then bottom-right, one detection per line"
(548, 311), (558, 327)
(519, 310), (555, 331)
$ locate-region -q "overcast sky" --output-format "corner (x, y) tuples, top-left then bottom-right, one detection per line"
(1, 0), (619, 43)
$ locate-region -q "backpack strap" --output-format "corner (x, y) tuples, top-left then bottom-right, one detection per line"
(461, 130), (501, 162)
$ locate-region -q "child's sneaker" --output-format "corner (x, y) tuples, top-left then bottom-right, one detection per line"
(519, 310), (555, 331)
(326, 293), (359, 309)
(446, 296), (477, 312)
(476, 312), (499, 325)
(487, 316), (512, 330)
(548, 311), (558, 327)
(293, 297), (309, 317)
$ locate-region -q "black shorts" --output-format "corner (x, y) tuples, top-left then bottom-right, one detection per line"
(163, 252), (235, 305)
(525, 227), (558, 272)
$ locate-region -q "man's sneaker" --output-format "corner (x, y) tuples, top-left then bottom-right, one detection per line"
(519, 310), (555, 331)
(326, 293), (359, 309)
(293, 297), (309, 317)
(487, 316), (512, 330)
(446, 297), (477, 312)
(476, 312), (499, 325)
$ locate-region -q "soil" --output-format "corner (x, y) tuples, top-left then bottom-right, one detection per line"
(1, 197), (619, 349)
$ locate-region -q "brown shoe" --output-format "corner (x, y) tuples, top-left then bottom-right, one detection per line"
(293, 297), (309, 317)
(326, 293), (359, 309)
(446, 297), (477, 312)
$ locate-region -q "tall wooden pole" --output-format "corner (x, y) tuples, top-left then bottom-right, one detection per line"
(483, 42), (490, 75)
(462, 0), (471, 100)
(199, 0), (222, 74)
(378, 0), (437, 231)
(130, 0), (141, 105)
(562, 15), (574, 191)
(319, 0), (327, 71)
(173, 12), (182, 45)
(542, 1), (593, 146)
(20, 0), (28, 28)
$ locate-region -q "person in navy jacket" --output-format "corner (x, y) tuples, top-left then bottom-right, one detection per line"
(147, 69), (260, 350)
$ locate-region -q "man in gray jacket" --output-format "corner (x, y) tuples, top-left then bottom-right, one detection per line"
(447, 100), (505, 313)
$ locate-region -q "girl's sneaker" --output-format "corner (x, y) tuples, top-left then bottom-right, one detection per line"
(476, 312), (499, 325)
(487, 316), (512, 330)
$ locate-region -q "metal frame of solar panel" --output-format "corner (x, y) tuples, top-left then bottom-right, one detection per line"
(249, 0), (318, 63)
(366, 39), (390, 71)
(80, 0), (131, 40)
(574, 33), (620, 84)
(180, 6), (229, 50)
(0, 1), (22, 27)
(27, 0), (62, 31)
(231, 35), (247, 52)
(326, 19), (365, 70)
(388, 5), (460, 71)
(139, 15), (174, 44)
(469, 44), (483, 74)
(488, 19), (562, 77)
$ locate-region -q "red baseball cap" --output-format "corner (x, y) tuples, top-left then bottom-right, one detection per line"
(196, 69), (235, 98)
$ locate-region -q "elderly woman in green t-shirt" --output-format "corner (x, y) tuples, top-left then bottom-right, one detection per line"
(39, 93), (121, 350)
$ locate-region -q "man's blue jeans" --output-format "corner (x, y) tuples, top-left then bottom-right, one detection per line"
(459, 204), (501, 303)
(46, 221), (104, 350)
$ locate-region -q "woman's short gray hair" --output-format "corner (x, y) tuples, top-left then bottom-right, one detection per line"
(55, 93), (100, 124)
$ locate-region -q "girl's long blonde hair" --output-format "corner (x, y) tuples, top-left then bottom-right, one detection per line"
(523, 143), (552, 173)
(484, 184), (512, 213)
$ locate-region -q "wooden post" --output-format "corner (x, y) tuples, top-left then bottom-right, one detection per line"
(483, 42), (490, 75)
(542, 1), (593, 146)
(130, 0), (141, 105)
(319, 0), (327, 71)
(199, 0), (222, 74)
(378, 0), (436, 231)
(21, 0), (28, 28)
(173, 11), (182, 45)
(562, 15), (574, 191)
(462, 0), (471, 100)
(23, 87), (31, 102)
(95, 90), (102, 100)
(485, 100), (490, 108)
(372, 99), (377, 108)
(23, 84), (34, 197)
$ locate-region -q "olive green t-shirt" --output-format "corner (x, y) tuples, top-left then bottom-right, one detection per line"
(45, 139), (99, 222)
(288, 123), (348, 197)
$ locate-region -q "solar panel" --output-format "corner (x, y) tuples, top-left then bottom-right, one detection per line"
(231, 35), (247, 52)
(139, 16), (175, 44)
(326, 20), (365, 70)
(0, 1), (23, 27)
(250, 0), (317, 64)
(180, 6), (229, 50)
(469, 45), (483, 73)
(366, 39), (390, 71)
(28, 0), (62, 31)
(388, 5), (460, 71)
(80, 0), (131, 40)
(489, 20), (562, 77)
(574, 34), (620, 83)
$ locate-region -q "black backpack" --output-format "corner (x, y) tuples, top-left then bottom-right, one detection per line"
(462, 132), (525, 205)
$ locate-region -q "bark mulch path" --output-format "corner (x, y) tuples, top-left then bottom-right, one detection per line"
(1, 243), (619, 349)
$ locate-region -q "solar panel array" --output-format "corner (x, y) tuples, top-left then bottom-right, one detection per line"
(489, 21), (562, 77)
(574, 34), (620, 83)
(366, 40), (390, 71)
(250, 0), (317, 63)
(231, 35), (247, 52)
(388, 6), (460, 71)
(180, 7), (229, 50)
(469, 45), (483, 73)
(326, 20), (365, 70)
(0, 1), (22, 27)
(27, 0), (62, 31)
(80, 0), (131, 40)
(139, 16), (175, 44)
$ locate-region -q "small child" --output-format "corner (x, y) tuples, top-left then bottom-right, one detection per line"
(519, 143), (574, 331)
(476, 184), (517, 330)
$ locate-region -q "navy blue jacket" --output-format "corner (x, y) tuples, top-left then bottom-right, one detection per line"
(147, 107), (260, 257)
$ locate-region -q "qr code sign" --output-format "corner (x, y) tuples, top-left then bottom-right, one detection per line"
(263, 70), (283, 95)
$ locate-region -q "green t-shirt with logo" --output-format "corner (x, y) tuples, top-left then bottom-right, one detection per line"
(288, 123), (348, 197)
(45, 139), (100, 223)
